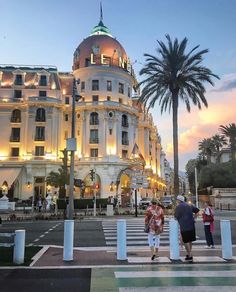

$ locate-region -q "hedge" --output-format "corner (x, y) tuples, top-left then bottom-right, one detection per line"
(57, 198), (108, 209)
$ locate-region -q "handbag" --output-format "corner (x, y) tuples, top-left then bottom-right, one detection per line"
(144, 224), (150, 233)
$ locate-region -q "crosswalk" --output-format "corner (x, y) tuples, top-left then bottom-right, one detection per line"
(102, 218), (205, 247)
(90, 264), (236, 291)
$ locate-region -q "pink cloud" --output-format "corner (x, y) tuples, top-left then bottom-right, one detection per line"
(162, 78), (236, 169)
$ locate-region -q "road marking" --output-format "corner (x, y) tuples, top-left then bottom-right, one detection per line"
(119, 287), (235, 292)
(115, 270), (236, 278)
(34, 239), (39, 242)
(39, 235), (44, 238)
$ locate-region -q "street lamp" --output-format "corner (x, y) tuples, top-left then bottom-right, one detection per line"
(68, 78), (81, 220)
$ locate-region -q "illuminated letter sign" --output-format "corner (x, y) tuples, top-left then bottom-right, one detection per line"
(90, 53), (96, 64)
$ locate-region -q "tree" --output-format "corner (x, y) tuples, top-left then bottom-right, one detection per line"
(198, 138), (215, 164)
(138, 35), (219, 196)
(211, 134), (228, 163)
(46, 168), (67, 198)
(185, 159), (197, 194)
(219, 123), (236, 170)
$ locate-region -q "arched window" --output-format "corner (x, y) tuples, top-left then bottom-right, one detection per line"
(35, 108), (46, 122)
(90, 112), (99, 125)
(122, 114), (128, 127)
(11, 109), (21, 123)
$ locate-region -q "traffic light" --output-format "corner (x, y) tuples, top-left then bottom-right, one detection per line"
(95, 183), (99, 190)
(90, 169), (95, 181)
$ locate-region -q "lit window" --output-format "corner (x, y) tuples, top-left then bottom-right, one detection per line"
(107, 96), (111, 101)
(122, 150), (128, 158)
(90, 148), (98, 157)
(35, 146), (44, 156)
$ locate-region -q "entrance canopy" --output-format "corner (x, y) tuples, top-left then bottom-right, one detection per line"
(0, 168), (22, 186)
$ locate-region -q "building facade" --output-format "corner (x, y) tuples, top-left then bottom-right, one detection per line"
(0, 16), (166, 204)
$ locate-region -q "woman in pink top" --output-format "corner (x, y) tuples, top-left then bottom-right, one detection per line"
(145, 198), (164, 260)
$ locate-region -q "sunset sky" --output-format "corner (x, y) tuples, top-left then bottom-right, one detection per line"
(1, 0), (236, 170)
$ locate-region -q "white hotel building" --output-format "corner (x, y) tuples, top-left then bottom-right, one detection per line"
(0, 17), (166, 204)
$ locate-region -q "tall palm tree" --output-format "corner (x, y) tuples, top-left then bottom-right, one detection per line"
(211, 134), (228, 163)
(198, 138), (215, 164)
(219, 123), (236, 169)
(138, 35), (219, 196)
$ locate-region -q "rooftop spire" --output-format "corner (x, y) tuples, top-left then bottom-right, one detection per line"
(100, 1), (103, 22)
(90, 2), (112, 37)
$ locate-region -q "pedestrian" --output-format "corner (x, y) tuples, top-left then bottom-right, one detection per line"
(37, 196), (42, 212)
(202, 202), (215, 248)
(144, 198), (164, 260)
(174, 194), (199, 262)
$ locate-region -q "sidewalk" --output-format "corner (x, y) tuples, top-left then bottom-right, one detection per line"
(31, 245), (236, 267)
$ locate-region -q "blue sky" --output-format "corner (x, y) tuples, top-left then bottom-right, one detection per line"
(1, 0), (236, 170)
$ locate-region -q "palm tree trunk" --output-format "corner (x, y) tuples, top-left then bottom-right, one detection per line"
(172, 96), (179, 197)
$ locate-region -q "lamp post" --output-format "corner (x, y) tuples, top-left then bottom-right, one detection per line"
(195, 167), (199, 208)
(68, 78), (80, 220)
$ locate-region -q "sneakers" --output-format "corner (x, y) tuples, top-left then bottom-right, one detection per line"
(211, 245), (215, 249)
(185, 255), (193, 262)
(205, 245), (211, 249)
(151, 254), (159, 260)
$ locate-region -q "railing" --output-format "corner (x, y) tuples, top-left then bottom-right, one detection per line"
(122, 140), (129, 145)
(10, 118), (21, 123)
(89, 138), (99, 144)
(122, 122), (129, 127)
(34, 136), (45, 141)
(10, 136), (20, 142)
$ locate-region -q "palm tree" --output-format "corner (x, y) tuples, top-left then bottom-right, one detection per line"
(46, 167), (68, 198)
(211, 134), (228, 163)
(138, 35), (219, 196)
(198, 138), (215, 164)
(219, 123), (236, 170)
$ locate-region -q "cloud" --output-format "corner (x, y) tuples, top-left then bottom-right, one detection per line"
(162, 78), (236, 169)
(211, 73), (236, 92)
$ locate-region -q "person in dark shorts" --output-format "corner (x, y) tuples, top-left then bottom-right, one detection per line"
(174, 195), (199, 262)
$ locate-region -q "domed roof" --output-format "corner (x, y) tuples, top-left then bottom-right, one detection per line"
(73, 17), (128, 71)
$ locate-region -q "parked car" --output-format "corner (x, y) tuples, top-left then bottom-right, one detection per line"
(160, 196), (173, 209)
(139, 197), (152, 209)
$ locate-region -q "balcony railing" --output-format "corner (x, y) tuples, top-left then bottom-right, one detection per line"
(10, 136), (20, 142)
(122, 122), (129, 127)
(34, 136), (45, 141)
(10, 118), (21, 123)
(89, 138), (99, 144)
(90, 119), (99, 125)
(122, 140), (129, 145)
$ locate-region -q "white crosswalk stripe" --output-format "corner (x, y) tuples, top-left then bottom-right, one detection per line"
(102, 219), (203, 247)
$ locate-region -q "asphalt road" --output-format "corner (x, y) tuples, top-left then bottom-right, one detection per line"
(0, 269), (91, 292)
(1, 218), (236, 247)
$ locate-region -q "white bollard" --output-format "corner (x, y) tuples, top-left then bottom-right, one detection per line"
(63, 220), (74, 261)
(117, 219), (127, 260)
(169, 219), (180, 260)
(13, 230), (25, 265)
(220, 219), (232, 260)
